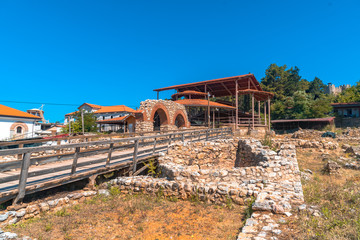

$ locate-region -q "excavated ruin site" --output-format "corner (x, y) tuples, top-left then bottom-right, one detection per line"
(2, 128), (360, 239)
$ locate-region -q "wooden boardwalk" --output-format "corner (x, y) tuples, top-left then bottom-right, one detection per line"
(0, 128), (232, 204)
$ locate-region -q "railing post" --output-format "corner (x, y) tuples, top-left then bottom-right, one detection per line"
(132, 139), (140, 174)
(106, 143), (114, 167)
(198, 131), (201, 141)
(167, 134), (172, 153)
(17, 144), (24, 160)
(181, 133), (185, 142)
(71, 147), (80, 174)
(13, 152), (31, 205)
(153, 138), (157, 155)
(206, 129), (209, 141)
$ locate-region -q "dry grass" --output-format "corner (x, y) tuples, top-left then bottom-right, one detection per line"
(6, 191), (245, 240)
(295, 146), (360, 240)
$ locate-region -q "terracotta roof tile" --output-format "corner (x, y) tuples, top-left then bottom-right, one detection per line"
(94, 105), (136, 114)
(0, 104), (41, 119)
(96, 115), (134, 123)
(174, 99), (235, 109)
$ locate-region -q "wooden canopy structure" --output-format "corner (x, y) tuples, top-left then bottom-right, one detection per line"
(154, 74), (274, 130)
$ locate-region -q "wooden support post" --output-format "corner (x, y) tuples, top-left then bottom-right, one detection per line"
(71, 147), (80, 174)
(181, 133), (184, 142)
(153, 138), (157, 155)
(13, 152), (31, 205)
(207, 93), (210, 128)
(167, 134), (172, 153)
(268, 98), (271, 131)
(264, 102), (267, 126)
(17, 144), (23, 160)
(252, 93), (255, 129)
(106, 143), (114, 167)
(235, 80), (238, 129)
(132, 139), (140, 174)
(56, 140), (61, 154)
(212, 108), (215, 128)
(206, 129), (209, 141)
(258, 101), (260, 125)
(198, 131), (201, 141)
(157, 91), (159, 100)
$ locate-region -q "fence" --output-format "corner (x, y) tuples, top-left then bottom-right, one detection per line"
(0, 127), (232, 205)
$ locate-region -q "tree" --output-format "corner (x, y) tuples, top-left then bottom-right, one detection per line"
(62, 112), (98, 133)
(307, 77), (326, 99)
(261, 64), (304, 101)
(336, 81), (360, 103)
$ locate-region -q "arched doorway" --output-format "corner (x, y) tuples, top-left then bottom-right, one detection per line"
(153, 108), (168, 131)
(174, 114), (186, 128)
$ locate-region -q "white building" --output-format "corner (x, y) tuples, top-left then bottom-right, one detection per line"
(0, 104), (42, 141)
(64, 103), (136, 132)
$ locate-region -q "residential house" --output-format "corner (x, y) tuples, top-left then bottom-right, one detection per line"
(331, 102), (360, 127)
(64, 103), (136, 132)
(0, 104), (42, 140)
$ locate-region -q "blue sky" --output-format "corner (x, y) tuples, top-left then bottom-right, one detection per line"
(0, 0), (359, 122)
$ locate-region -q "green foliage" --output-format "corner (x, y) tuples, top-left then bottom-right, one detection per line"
(62, 112), (98, 133)
(244, 197), (255, 220)
(145, 159), (160, 177)
(262, 64), (333, 120)
(55, 208), (69, 217)
(336, 81), (360, 103)
(109, 186), (121, 196)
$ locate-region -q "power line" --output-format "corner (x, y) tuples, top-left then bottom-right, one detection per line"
(0, 100), (79, 106)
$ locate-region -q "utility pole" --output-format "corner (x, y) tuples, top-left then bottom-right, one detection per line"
(68, 116), (71, 135)
(81, 110), (85, 135)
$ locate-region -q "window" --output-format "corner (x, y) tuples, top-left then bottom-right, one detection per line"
(16, 126), (22, 134)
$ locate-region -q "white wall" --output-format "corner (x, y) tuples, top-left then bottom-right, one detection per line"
(0, 117), (38, 140)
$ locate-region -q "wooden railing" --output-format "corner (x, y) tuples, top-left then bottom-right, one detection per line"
(0, 127), (232, 205)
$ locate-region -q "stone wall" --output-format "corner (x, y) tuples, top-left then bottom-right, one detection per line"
(135, 100), (190, 132)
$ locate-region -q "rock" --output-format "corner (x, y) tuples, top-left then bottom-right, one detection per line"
(15, 210), (26, 218)
(98, 189), (110, 197)
(39, 202), (50, 212)
(323, 161), (340, 175)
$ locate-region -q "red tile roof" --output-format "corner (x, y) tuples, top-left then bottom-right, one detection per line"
(174, 99), (235, 109)
(78, 103), (102, 110)
(96, 115), (134, 123)
(0, 104), (41, 119)
(94, 105), (136, 114)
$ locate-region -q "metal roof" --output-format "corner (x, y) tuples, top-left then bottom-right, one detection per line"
(154, 74), (262, 97)
(174, 99), (235, 109)
(271, 117), (335, 123)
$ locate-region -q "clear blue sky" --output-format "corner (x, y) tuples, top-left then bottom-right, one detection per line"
(1, 0), (359, 122)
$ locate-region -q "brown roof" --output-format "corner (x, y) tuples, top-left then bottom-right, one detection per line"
(0, 104), (41, 119)
(271, 117), (335, 123)
(331, 102), (360, 108)
(154, 74), (262, 97)
(78, 103), (102, 110)
(94, 105), (136, 114)
(65, 111), (79, 116)
(238, 89), (274, 101)
(174, 99), (235, 109)
(96, 115), (134, 124)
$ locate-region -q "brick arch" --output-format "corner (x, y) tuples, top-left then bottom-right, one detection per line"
(172, 110), (189, 128)
(10, 121), (28, 134)
(150, 103), (170, 125)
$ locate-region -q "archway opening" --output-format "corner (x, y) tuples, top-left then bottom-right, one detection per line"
(174, 114), (186, 128)
(153, 108), (168, 131)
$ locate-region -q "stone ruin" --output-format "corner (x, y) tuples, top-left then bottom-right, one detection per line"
(0, 137), (304, 239)
(135, 99), (190, 132)
(103, 138), (304, 239)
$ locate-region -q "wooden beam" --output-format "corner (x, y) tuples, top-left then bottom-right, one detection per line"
(132, 139), (140, 174)
(252, 94), (255, 129)
(71, 147), (80, 174)
(235, 80), (238, 129)
(106, 143), (114, 167)
(221, 82), (232, 95)
(13, 152), (31, 205)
